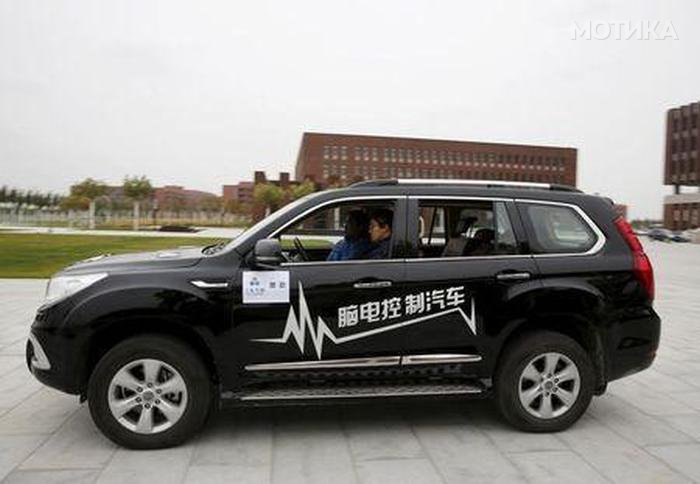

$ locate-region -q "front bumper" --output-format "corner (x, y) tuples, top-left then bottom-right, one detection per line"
(26, 326), (85, 395)
(27, 332), (51, 371)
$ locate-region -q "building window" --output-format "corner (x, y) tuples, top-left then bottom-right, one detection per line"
(323, 145), (331, 160)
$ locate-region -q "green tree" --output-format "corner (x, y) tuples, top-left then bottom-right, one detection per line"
(59, 194), (89, 211)
(224, 199), (251, 217)
(290, 180), (316, 200)
(71, 178), (108, 229)
(253, 183), (284, 216)
(122, 175), (154, 231)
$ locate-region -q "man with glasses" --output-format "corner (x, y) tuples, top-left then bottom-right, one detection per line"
(365, 209), (393, 259)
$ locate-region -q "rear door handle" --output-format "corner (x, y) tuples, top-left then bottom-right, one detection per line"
(353, 281), (393, 289)
(495, 272), (531, 281)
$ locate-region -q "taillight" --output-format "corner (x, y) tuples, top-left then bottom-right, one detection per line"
(614, 217), (655, 301)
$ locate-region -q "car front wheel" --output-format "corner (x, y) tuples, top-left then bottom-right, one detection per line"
(87, 335), (213, 449)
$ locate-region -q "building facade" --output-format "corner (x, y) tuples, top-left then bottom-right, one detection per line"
(295, 132), (577, 187)
(224, 171), (303, 222)
(222, 182), (254, 205)
(663, 101), (700, 230)
(103, 185), (218, 211)
(153, 185), (218, 211)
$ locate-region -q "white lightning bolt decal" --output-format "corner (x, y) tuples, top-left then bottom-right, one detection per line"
(252, 282), (476, 359)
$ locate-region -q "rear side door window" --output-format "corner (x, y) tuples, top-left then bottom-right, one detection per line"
(416, 200), (519, 258)
(519, 202), (598, 254)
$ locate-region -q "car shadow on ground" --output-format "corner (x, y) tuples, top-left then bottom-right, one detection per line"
(198, 398), (507, 438)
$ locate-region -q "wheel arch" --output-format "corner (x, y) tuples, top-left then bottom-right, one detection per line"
(79, 315), (221, 397)
(494, 313), (607, 393)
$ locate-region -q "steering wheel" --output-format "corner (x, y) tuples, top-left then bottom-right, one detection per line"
(293, 237), (310, 262)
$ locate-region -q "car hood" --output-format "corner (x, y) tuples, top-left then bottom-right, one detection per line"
(59, 246), (205, 275)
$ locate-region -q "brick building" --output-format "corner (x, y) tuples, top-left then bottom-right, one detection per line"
(223, 171), (303, 221)
(104, 185), (218, 211)
(153, 185), (218, 211)
(295, 132), (577, 187)
(222, 182), (254, 205)
(663, 101), (700, 230)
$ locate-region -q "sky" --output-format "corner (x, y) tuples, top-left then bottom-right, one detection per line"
(0, 0), (698, 219)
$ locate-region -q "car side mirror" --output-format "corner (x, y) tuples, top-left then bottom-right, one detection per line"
(253, 239), (284, 267)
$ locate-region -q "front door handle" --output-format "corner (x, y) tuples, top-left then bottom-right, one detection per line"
(495, 272), (531, 282)
(191, 280), (229, 289)
(353, 280), (392, 289)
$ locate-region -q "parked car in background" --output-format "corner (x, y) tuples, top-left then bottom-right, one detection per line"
(670, 231), (692, 243)
(648, 228), (672, 241)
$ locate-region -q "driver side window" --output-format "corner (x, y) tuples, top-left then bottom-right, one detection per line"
(277, 199), (398, 263)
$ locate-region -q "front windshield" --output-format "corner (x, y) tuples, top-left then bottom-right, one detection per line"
(224, 191), (323, 251)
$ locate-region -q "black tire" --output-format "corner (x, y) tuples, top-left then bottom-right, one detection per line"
(495, 330), (594, 432)
(87, 335), (213, 449)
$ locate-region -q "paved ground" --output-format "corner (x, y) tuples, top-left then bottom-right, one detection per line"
(0, 241), (699, 483)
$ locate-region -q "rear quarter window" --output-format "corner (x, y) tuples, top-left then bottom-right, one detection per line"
(521, 203), (597, 254)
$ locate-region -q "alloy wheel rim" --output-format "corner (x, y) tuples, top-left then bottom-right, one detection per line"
(107, 358), (188, 434)
(518, 352), (580, 420)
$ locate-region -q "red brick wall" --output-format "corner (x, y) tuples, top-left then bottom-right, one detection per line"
(295, 132), (578, 187)
(665, 102), (700, 186)
(664, 202), (700, 230)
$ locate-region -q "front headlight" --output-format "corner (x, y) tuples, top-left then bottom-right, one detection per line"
(45, 273), (108, 304)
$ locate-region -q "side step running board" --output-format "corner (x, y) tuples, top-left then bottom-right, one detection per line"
(237, 382), (483, 401)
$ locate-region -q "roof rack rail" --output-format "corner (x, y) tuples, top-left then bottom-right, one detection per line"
(348, 179), (581, 192)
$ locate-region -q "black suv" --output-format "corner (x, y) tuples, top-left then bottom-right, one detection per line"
(26, 180), (659, 448)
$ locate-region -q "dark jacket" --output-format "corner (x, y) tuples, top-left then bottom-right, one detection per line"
(327, 237), (372, 261)
(365, 238), (391, 259)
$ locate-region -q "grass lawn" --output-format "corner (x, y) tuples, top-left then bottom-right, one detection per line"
(0, 233), (334, 278)
(0, 233), (227, 278)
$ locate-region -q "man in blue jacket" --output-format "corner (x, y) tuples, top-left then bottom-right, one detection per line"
(326, 209), (372, 261)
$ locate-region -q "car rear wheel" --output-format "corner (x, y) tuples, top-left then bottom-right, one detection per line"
(495, 330), (594, 432)
(87, 335), (213, 449)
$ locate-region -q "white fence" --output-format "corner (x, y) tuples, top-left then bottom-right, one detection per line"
(0, 208), (250, 228)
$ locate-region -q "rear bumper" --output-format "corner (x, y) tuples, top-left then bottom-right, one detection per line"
(606, 308), (660, 382)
